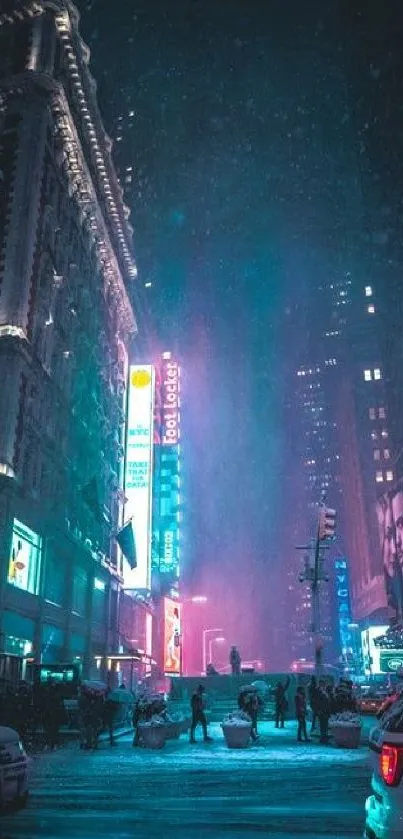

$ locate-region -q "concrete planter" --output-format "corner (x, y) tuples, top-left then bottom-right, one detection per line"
(138, 724), (167, 749)
(221, 723), (252, 749)
(330, 724), (361, 749)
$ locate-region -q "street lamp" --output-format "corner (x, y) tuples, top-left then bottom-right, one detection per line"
(202, 628), (223, 675)
(208, 636), (225, 667)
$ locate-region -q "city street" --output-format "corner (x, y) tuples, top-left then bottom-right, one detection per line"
(1, 722), (372, 839)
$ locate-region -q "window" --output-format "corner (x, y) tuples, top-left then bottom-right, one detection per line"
(365, 286), (373, 297)
(367, 304), (375, 314)
(382, 429), (389, 439)
(371, 431), (378, 441)
(384, 449), (390, 460)
(369, 408), (376, 420)
(364, 369), (372, 381)
(44, 549), (66, 606)
(374, 450), (380, 461)
(376, 471), (383, 483)
(72, 567), (88, 616)
(7, 520), (42, 595)
(379, 407), (386, 419)
(386, 470), (394, 482)
(374, 368), (382, 380)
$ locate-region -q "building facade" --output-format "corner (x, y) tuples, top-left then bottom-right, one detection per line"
(0, 0), (137, 682)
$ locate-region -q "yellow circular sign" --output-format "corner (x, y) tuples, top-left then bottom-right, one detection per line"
(131, 369), (151, 388)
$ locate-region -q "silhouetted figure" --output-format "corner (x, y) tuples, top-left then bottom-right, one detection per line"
(295, 687), (309, 743)
(316, 681), (330, 744)
(308, 676), (319, 733)
(229, 646), (241, 675)
(190, 684), (212, 743)
(275, 676), (290, 728)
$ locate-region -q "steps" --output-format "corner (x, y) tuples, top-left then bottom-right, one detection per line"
(168, 698), (276, 723)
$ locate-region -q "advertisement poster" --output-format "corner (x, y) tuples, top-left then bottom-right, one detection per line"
(164, 598), (181, 674)
(124, 366), (155, 590)
(376, 489), (403, 613)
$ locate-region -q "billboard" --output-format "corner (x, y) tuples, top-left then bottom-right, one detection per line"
(376, 489), (403, 613)
(164, 598), (181, 674)
(361, 625), (389, 676)
(161, 355), (180, 446)
(124, 366), (155, 590)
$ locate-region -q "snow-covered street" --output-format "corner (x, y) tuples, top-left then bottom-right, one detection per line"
(1, 721), (372, 839)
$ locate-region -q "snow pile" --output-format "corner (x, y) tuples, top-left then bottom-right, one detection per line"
(222, 711), (252, 727)
(139, 714), (167, 728)
(329, 711), (362, 728)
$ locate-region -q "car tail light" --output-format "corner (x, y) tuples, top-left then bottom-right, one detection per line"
(380, 744), (403, 787)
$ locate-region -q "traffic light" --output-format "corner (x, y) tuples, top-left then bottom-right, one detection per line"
(318, 507), (337, 541)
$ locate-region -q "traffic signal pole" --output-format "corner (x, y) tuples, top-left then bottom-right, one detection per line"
(296, 500), (336, 680)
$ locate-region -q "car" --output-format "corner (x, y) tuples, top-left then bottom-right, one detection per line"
(365, 701), (403, 838)
(360, 692), (389, 716)
(0, 726), (29, 811)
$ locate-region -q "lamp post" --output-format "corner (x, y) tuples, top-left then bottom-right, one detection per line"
(202, 628), (223, 675)
(208, 636), (225, 668)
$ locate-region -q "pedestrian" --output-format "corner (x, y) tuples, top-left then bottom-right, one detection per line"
(317, 680), (330, 744)
(229, 646), (241, 676)
(275, 676), (290, 728)
(103, 692), (119, 746)
(308, 676), (319, 733)
(238, 689), (259, 741)
(295, 686), (310, 743)
(190, 684), (212, 743)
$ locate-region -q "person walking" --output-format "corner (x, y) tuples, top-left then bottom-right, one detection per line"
(190, 684), (212, 743)
(103, 691), (119, 746)
(308, 676), (319, 733)
(317, 680), (330, 744)
(275, 676), (290, 728)
(295, 686), (310, 743)
(238, 688), (259, 741)
(229, 646), (241, 675)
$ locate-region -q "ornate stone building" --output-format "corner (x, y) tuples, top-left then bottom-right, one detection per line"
(0, 0), (137, 679)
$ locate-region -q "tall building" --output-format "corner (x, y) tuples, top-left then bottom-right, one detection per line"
(0, 0), (138, 682)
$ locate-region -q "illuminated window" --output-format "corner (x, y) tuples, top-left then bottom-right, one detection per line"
(386, 470), (394, 482)
(374, 368), (382, 380)
(364, 369), (372, 381)
(369, 408), (376, 420)
(365, 286), (373, 297)
(374, 449), (380, 461)
(384, 449), (390, 460)
(367, 305), (375, 314)
(371, 431), (378, 440)
(381, 429), (389, 439)
(7, 520), (42, 595)
(379, 407), (386, 419)
(375, 471), (383, 483)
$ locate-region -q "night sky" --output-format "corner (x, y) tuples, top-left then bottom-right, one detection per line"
(76, 0), (402, 666)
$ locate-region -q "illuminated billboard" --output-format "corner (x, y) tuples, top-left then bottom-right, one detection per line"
(124, 366), (155, 590)
(164, 598), (181, 674)
(376, 489), (403, 614)
(361, 625), (389, 676)
(161, 356), (180, 446)
(156, 353), (181, 576)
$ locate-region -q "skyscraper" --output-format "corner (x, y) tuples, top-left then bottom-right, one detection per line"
(0, 0), (137, 679)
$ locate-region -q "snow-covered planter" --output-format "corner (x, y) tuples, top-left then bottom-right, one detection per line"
(221, 711), (252, 749)
(138, 715), (167, 749)
(329, 712), (362, 749)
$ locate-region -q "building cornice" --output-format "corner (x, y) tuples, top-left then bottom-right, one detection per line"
(0, 0), (138, 331)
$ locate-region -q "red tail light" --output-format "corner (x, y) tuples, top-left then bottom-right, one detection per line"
(380, 744), (403, 787)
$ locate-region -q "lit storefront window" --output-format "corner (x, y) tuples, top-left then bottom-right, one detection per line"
(7, 519), (42, 595)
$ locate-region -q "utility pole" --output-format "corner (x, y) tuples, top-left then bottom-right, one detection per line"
(296, 499), (337, 679)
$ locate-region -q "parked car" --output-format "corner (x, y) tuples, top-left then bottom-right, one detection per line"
(0, 726), (29, 810)
(359, 690), (389, 716)
(365, 699), (403, 838)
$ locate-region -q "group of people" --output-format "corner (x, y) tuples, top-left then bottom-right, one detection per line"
(294, 676), (357, 744)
